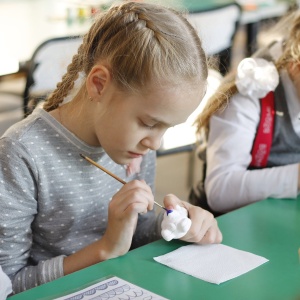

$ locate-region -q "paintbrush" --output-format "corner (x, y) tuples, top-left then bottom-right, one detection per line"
(80, 154), (171, 213)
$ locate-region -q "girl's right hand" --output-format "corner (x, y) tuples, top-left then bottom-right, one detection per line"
(63, 179), (154, 275)
(100, 179), (154, 259)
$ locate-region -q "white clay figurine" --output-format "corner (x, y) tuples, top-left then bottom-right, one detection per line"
(161, 205), (192, 241)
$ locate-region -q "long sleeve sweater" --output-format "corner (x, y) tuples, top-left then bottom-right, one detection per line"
(0, 108), (161, 294)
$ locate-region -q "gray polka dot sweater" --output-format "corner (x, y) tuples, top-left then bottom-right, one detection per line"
(0, 108), (161, 294)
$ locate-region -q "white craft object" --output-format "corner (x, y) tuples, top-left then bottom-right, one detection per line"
(161, 205), (192, 242)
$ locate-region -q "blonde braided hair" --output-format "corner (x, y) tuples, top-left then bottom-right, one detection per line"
(44, 1), (208, 112)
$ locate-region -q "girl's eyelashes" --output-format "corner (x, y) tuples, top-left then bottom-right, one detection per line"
(140, 119), (156, 130)
(144, 123), (156, 130)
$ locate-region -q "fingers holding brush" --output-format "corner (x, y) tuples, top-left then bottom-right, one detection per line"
(102, 180), (155, 257)
(109, 180), (154, 217)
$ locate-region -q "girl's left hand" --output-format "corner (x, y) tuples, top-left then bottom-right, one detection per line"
(163, 194), (223, 244)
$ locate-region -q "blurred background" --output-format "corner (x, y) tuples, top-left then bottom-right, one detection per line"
(0, 0), (297, 204)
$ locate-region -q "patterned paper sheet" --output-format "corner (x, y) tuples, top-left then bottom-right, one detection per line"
(54, 276), (168, 300)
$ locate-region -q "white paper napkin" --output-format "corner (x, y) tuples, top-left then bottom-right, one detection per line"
(154, 244), (268, 284)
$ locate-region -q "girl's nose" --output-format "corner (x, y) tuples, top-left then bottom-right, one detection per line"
(141, 135), (163, 151)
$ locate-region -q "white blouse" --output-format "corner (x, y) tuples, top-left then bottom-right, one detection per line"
(205, 70), (300, 213)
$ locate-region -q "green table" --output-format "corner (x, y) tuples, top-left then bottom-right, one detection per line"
(8, 197), (300, 300)
(176, 0), (236, 12)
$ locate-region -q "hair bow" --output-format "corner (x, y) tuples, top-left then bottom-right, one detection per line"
(235, 58), (279, 99)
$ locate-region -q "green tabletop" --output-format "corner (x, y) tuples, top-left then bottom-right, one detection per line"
(104, 0), (237, 13)
(8, 197), (300, 300)
(170, 0), (237, 13)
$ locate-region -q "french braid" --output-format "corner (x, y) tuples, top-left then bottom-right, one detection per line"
(44, 1), (208, 111)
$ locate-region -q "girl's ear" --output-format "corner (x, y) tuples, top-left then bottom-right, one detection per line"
(86, 65), (111, 101)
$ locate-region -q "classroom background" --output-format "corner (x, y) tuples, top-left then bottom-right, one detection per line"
(0, 0), (296, 205)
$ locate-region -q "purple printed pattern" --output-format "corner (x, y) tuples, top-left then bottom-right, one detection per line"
(63, 279), (154, 300)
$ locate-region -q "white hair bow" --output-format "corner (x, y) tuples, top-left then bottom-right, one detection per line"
(235, 58), (279, 99)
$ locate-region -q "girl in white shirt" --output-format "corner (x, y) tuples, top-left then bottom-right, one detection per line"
(191, 11), (300, 214)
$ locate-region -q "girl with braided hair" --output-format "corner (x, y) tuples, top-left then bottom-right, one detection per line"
(0, 1), (222, 294)
(190, 11), (300, 214)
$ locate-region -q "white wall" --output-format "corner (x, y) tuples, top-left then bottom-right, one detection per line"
(155, 150), (204, 205)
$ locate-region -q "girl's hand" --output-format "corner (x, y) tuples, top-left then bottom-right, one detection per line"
(101, 179), (154, 259)
(63, 179), (154, 275)
(163, 194), (223, 244)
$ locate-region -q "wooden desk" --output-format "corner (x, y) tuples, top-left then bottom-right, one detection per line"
(8, 197), (300, 300)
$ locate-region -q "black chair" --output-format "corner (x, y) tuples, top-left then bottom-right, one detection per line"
(187, 3), (242, 75)
(0, 89), (23, 135)
(23, 35), (83, 116)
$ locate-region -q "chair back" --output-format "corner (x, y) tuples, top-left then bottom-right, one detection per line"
(187, 3), (241, 75)
(23, 36), (83, 115)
